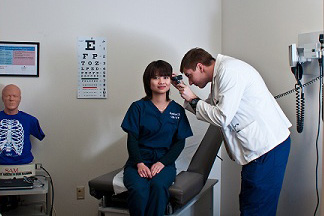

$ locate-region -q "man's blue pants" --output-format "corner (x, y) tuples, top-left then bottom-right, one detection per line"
(240, 136), (291, 216)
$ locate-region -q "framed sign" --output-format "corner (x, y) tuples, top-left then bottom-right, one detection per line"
(0, 41), (40, 77)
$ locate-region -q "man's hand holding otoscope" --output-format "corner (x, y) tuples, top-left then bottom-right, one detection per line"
(171, 74), (198, 103)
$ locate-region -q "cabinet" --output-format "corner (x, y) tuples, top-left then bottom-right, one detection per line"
(0, 172), (51, 216)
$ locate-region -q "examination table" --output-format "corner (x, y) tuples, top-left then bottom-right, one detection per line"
(88, 124), (223, 215)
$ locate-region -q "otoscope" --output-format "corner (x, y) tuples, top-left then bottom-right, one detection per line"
(171, 75), (183, 84)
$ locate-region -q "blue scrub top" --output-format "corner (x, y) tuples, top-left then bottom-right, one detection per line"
(121, 99), (192, 149)
(0, 111), (45, 165)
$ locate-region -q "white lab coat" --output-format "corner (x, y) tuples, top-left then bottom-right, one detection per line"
(185, 54), (292, 165)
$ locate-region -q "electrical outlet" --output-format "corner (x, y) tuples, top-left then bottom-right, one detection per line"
(76, 186), (85, 200)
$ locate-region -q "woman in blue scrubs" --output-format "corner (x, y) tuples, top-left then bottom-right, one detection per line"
(121, 60), (193, 216)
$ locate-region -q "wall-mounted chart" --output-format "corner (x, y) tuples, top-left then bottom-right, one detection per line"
(77, 37), (107, 99)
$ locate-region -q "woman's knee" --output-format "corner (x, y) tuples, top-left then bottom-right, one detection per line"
(150, 177), (173, 192)
(128, 180), (148, 191)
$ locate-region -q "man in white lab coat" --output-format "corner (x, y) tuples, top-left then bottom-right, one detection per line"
(175, 47), (292, 216)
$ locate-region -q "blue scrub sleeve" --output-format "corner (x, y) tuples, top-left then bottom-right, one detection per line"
(121, 102), (140, 139)
(126, 132), (143, 165)
(176, 110), (193, 140)
(159, 137), (185, 166)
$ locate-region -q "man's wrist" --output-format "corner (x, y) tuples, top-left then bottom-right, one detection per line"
(189, 97), (201, 112)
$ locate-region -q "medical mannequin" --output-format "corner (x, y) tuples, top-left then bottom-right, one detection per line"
(121, 60), (193, 216)
(175, 48), (291, 216)
(0, 84), (45, 165)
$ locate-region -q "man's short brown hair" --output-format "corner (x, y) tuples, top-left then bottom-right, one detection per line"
(180, 48), (215, 72)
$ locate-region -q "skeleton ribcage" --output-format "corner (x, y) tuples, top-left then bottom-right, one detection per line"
(0, 119), (24, 155)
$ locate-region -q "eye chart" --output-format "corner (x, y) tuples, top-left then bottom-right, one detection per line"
(77, 37), (107, 99)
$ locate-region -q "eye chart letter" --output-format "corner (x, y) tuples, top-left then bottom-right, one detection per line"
(77, 37), (107, 99)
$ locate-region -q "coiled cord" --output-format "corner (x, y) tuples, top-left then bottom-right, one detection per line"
(295, 83), (305, 133)
(274, 74), (323, 99)
(274, 73), (323, 134)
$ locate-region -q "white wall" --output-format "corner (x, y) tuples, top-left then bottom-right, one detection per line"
(5, 1), (322, 215)
(222, 0), (323, 215)
(0, 0), (222, 215)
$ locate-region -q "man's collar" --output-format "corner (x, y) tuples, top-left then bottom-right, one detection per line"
(213, 54), (224, 79)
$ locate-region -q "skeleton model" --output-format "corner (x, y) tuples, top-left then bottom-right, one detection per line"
(0, 119), (24, 155)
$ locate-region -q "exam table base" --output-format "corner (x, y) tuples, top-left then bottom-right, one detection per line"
(97, 179), (217, 216)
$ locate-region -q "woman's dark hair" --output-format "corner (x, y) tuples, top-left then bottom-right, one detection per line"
(143, 60), (172, 101)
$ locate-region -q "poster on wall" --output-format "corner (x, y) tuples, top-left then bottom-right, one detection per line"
(0, 41), (39, 77)
(77, 37), (107, 99)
